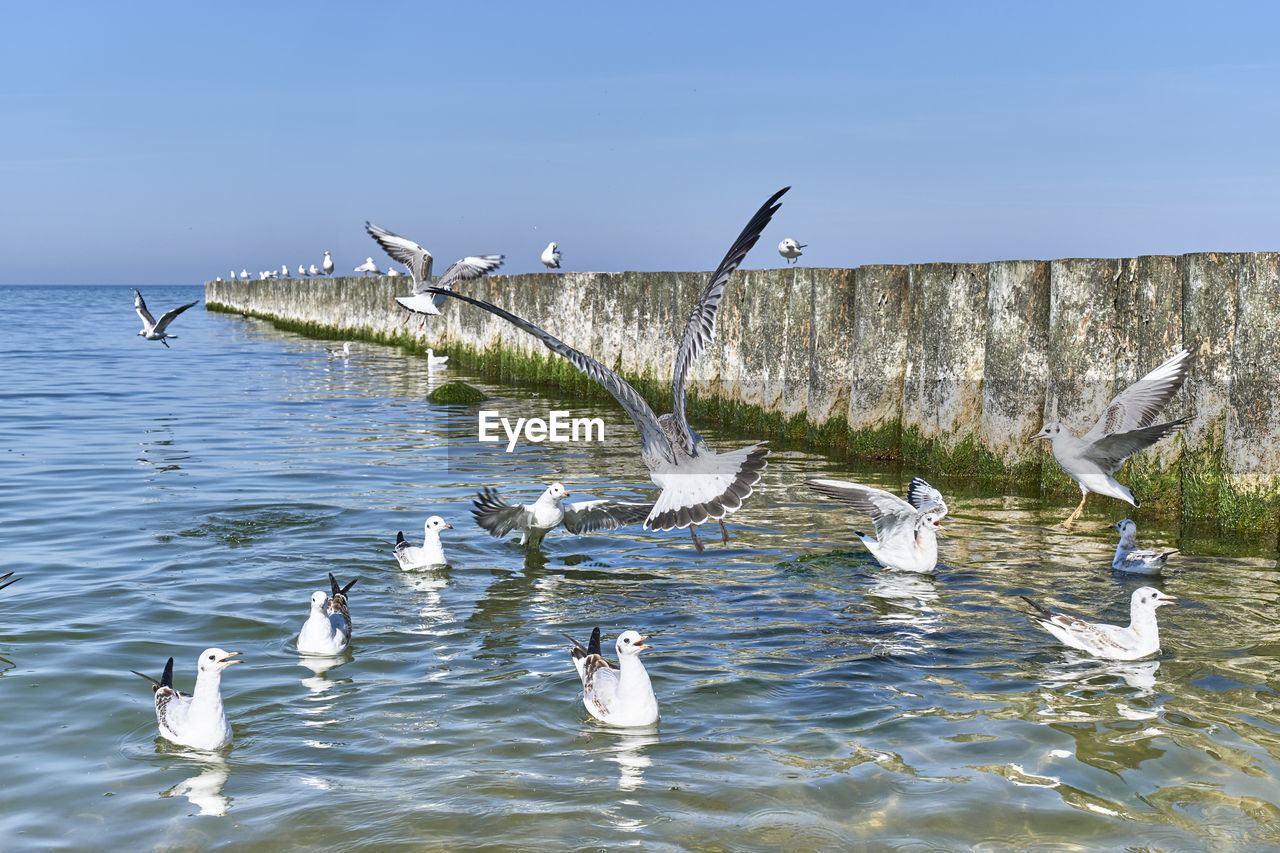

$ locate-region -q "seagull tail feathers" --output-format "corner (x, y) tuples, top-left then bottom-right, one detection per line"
(644, 444), (769, 531)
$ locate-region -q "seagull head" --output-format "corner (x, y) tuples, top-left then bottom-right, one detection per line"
(546, 482), (570, 502)
(917, 506), (946, 533)
(197, 648), (242, 675)
(424, 515), (452, 534)
(1113, 518), (1138, 544)
(310, 590), (328, 611)
(1031, 423), (1062, 443)
(1133, 587), (1177, 610)
(616, 630), (650, 656)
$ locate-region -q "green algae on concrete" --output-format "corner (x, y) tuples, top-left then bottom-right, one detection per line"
(428, 381), (488, 405)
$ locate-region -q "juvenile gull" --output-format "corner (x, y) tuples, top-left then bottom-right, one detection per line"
(394, 515), (451, 569)
(297, 573), (358, 655)
(541, 241), (562, 269)
(778, 237), (806, 265)
(354, 257), (382, 276)
(806, 477), (948, 572)
(1111, 519), (1177, 575)
(131, 648), (242, 750)
(365, 221), (503, 320)
(427, 187), (788, 551)
(1033, 349), (1190, 527)
(1021, 586), (1177, 660)
(322, 250), (334, 276)
(564, 628), (659, 727)
(473, 483), (653, 549)
(134, 289), (198, 348)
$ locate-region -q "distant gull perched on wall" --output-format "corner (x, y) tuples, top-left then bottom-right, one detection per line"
(473, 483), (653, 549)
(309, 263), (320, 276)
(1033, 349), (1190, 527)
(297, 573), (358, 656)
(386, 266), (401, 277)
(778, 238), (806, 265)
(394, 515), (451, 569)
(134, 289), (198, 348)
(541, 241), (562, 269)
(322, 251), (334, 276)
(298, 264), (307, 277)
(564, 627), (659, 727)
(131, 648), (242, 750)
(354, 257), (382, 276)
(364, 221), (504, 322)
(1021, 587), (1177, 660)
(1111, 519), (1177, 575)
(239, 269), (249, 280)
(806, 477), (948, 572)
(427, 187), (788, 551)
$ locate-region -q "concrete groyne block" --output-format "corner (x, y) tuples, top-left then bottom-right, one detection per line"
(847, 264), (909, 458)
(807, 268), (855, 446)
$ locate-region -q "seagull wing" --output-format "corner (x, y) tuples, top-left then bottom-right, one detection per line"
(133, 289), (156, 329)
(582, 654), (619, 717)
(671, 187), (788, 450)
(437, 255), (505, 290)
(1082, 350), (1190, 442)
(472, 487), (533, 539)
(806, 478), (917, 539)
(153, 301), (198, 335)
(906, 477), (948, 518)
(1082, 420), (1186, 472)
(428, 288), (674, 463)
(562, 499), (655, 534)
(366, 221), (433, 292)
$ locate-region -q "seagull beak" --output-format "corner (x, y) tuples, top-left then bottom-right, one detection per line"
(1029, 431), (1047, 443)
(1160, 596), (1179, 606)
(220, 652), (243, 665)
(562, 490), (571, 498)
(633, 635), (650, 650)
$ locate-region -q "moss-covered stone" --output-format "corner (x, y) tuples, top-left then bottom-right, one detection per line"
(427, 381), (488, 405)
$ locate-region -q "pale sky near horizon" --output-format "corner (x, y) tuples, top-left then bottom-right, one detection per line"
(2, 2), (1278, 285)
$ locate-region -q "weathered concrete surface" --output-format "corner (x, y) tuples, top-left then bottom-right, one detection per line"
(207, 254), (1280, 540)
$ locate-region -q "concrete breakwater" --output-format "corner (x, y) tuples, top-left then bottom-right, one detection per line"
(206, 253), (1280, 540)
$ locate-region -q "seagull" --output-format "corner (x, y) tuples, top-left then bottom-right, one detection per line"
(425, 348), (449, 370)
(564, 627), (659, 727)
(386, 266), (401, 278)
(131, 649), (242, 750)
(473, 483), (654, 549)
(298, 264), (307, 277)
(806, 477), (948, 572)
(778, 238), (806, 265)
(309, 263), (321, 277)
(427, 187), (788, 551)
(322, 251), (334, 276)
(1020, 587), (1177, 660)
(1111, 519), (1178, 575)
(354, 257), (381, 276)
(0, 571), (20, 592)
(364, 221), (504, 322)
(394, 515), (452, 569)
(1033, 349), (1190, 527)
(239, 269), (249, 280)
(541, 241), (562, 269)
(326, 341), (351, 358)
(133, 289), (198, 348)
(280, 264), (289, 277)
(297, 573), (358, 655)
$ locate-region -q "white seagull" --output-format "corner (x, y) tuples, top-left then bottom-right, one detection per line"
(564, 627), (659, 727)
(427, 187), (788, 551)
(1033, 349), (1190, 527)
(131, 648), (242, 750)
(364, 221), (504, 321)
(1111, 519), (1178, 575)
(354, 257), (382, 276)
(394, 515), (452, 569)
(806, 477), (948, 572)
(326, 341), (351, 359)
(309, 263), (321, 277)
(280, 264), (289, 278)
(134, 289), (198, 348)
(298, 264), (307, 277)
(1021, 586), (1178, 660)
(297, 573), (358, 655)
(322, 251), (334, 276)
(239, 269), (250, 280)
(778, 237), (806, 264)
(386, 266), (401, 278)
(473, 483), (654, 549)
(425, 348), (449, 370)
(541, 241), (562, 269)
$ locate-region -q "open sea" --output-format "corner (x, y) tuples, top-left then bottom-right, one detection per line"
(3, 284), (1280, 852)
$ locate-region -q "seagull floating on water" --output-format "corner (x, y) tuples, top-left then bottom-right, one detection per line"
(326, 341), (351, 358)
(425, 348), (449, 370)
(322, 251), (334, 276)
(806, 477), (948, 572)
(428, 188), (788, 551)
(133, 289), (198, 348)
(473, 483), (653, 549)
(1033, 349), (1190, 527)
(1111, 519), (1177, 575)
(131, 648), (241, 750)
(365, 221), (504, 322)
(541, 241), (562, 269)
(564, 627), (659, 727)
(1021, 586), (1177, 660)
(297, 573), (358, 655)
(394, 515), (452, 569)
(778, 237), (806, 265)
(354, 257), (382, 276)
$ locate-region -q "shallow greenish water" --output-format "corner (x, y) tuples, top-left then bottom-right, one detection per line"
(2, 285), (1279, 852)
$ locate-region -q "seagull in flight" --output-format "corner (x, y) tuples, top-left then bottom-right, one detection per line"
(806, 477), (948, 572)
(473, 483), (653, 549)
(541, 241), (562, 269)
(133, 289), (198, 348)
(563, 627), (659, 727)
(131, 648), (242, 750)
(427, 187), (788, 551)
(297, 573), (358, 655)
(1021, 586), (1177, 660)
(1111, 519), (1178, 575)
(1033, 349), (1190, 527)
(364, 221), (504, 324)
(778, 238), (806, 264)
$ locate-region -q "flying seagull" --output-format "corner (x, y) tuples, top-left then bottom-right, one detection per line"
(473, 483), (653, 549)
(393, 515), (452, 569)
(364, 221), (504, 324)
(1111, 519), (1178, 575)
(1020, 586), (1177, 660)
(297, 573), (358, 655)
(541, 241), (562, 269)
(778, 238), (806, 265)
(806, 477), (948, 572)
(427, 187), (788, 551)
(1033, 349), (1190, 527)
(133, 289), (198, 348)
(131, 648), (242, 750)
(563, 627), (659, 727)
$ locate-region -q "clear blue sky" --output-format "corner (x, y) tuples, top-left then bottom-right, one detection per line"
(3, 2), (1278, 284)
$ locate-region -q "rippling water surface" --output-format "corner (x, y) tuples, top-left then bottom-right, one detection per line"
(3, 285), (1279, 851)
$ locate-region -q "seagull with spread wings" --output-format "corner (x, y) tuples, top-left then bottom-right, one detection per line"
(133, 289), (198, 348)
(428, 188), (788, 551)
(364, 221), (503, 323)
(806, 477), (948, 572)
(1033, 349), (1190, 527)
(473, 483), (653, 549)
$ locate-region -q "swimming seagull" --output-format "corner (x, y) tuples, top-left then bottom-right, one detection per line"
(541, 241), (562, 269)
(364, 221), (504, 322)
(131, 649), (242, 750)
(427, 187), (788, 551)
(806, 477), (948, 572)
(0, 571), (20, 592)
(563, 627), (659, 727)
(354, 257), (381, 276)
(778, 238), (806, 264)
(1033, 349), (1190, 527)
(133, 289), (198, 348)
(1111, 519), (1177, 575)
(297, 573), (358, 655)
(425, 348), (449, 370)
(326, 341), (351, 358)
(394, 515), (452, 569)
(322, 251), (334, 276)
(1020, 586), (1177, 660)
(473, 483), (654, 549)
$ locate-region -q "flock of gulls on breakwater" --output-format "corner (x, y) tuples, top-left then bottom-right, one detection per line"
(118, 186), (1199, 749)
